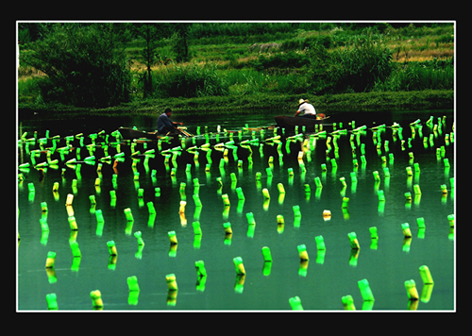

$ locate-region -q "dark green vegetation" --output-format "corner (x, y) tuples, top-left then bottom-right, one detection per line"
(18, 22), (454, 113)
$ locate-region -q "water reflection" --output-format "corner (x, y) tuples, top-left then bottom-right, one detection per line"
(18, 109), (454, 310)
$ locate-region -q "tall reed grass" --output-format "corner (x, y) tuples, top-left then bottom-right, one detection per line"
(373, 59), (454, 91)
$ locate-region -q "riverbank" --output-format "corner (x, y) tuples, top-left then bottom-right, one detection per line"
(19, 89), (453, 117)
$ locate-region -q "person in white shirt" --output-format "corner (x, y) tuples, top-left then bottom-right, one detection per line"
(294, 99), (317, 119)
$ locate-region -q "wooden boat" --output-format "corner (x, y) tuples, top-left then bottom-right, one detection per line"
(118, 127), (193, 140)
(274, 114), (329, 132)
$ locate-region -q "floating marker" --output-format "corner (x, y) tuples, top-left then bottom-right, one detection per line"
(52, 182), (59, 192)
(107, 241), (118, 256)
(323, 210), (331, 218)
(233, 257), (246, 275)
(341, 295), (356, 310)
(28, 182), (35, 194)
(342, 197), (349, 209)
(414, 184), (421, 195)
(315, 235), (326, 250)
(406, 166), (413, 176)
(41, 202), (48, 213)
(223, 222), (232, 234)
(137, 188), (144, 198)
(348, 232), (360, 250)
(46, 293), (58, 310)
(441, 184), (448, 195)
(262, 188), (270, 199)
(297, 244), (309, 261)
(236, 187), (245, 200)
(179, 201), (186, 214)
(373, 171), (380, 181)
(168, 231), (178, 245)
(66, 193), (74, 206)
(401, 223), (412, 238)
(70, 241), (81, 258)
(95, 209), (105, 223)
(195, 260), (207, 278)
(222, 194), (230, 206)
(276, 214), (284, 225)
(358, 279), (375, 301)
(416, 217), (425, 229)
(289, 296), (304, 310)
(443, 158), (450, 167)
(192, 221), (202, 235)
(124, 208), (134, 222)
(40, 218), (49, 232)
(68, 216), (78, 231)
(293, 205), (301, 218)
(45, 251), (56, 268)
(369, 227), (378, 239)
(134, 231), (145, 246)
(405, 192), (412, 202)
(166, 273), (178, 291)
(314, 177), (322, 188)
(419, 265), (434, 285)
(350, 171), (358, 183)
(127, 276), (140, 291)
(90, 290), (103, 308)
(377, 190), (385, 202)
(146, 202), (156, 214)
(261, 246), (272, 262)
(330, 158), (337, 168)
(447, 214), (454, 227)
(193, 194), (203, 208)
(277, 183), (285, 194)
(405, 280), (419, 300)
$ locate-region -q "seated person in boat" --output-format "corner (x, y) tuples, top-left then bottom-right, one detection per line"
(294, 99), (317, 119)
(157, 108), (183, 134)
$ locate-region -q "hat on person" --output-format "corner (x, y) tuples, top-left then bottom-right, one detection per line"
(298, 99), (309, 106)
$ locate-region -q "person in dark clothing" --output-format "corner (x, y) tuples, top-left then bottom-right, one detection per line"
(157, 108), (183, 134)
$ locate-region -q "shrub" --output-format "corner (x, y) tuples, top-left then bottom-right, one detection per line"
(21, 24), (131, 108)
(373, 59), (454, 91)
(306, 33), (394, 94)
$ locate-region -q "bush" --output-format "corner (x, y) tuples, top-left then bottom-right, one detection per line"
(373, 59), (454, 91)
(306, 34), (394, 94)
(154, 63), (229, 98)
(21, 24), (131, 108)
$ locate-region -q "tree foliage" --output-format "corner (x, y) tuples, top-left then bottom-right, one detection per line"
(21, 23), (132, 107)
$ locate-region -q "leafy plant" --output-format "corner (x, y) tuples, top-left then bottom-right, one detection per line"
(306, 32), (394, 94)
(21, 23), (132, 108)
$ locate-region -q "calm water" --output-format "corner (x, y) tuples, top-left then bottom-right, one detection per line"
(17, 109), (455, 311)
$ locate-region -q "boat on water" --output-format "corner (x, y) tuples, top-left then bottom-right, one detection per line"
(274, 114), (329, 132)
(118, 127), (192, 140)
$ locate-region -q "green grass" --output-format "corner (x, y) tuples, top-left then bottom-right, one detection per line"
(19, 89), (454, 115)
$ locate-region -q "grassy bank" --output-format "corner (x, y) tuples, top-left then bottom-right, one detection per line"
(19, 89), (453, 117)
(18, 23), (454, 115)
